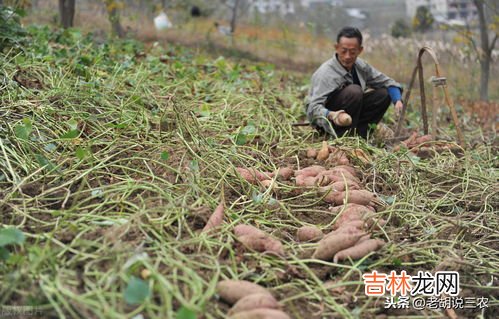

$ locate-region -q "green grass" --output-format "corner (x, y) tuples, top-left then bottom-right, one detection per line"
(0, 26), (497, 319)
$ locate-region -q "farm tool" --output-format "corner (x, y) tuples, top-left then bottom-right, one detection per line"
(395, 46), (465, 147)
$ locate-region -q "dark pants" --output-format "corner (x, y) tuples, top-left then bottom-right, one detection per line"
(325, 84), (391, 138)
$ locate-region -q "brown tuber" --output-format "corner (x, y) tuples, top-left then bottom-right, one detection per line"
(296, 226), (324, 242)
(229, 309), (291, 319)
(333, 239), (385, 263)
(217, 280), (272, 305)
(228, 293), (280, 315)
(316, 141), (330, 161)
(312, 232), (364, 261)
(202, 199), (225, 233)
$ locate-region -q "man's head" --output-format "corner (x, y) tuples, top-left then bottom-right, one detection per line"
(335, 27), (363, 71)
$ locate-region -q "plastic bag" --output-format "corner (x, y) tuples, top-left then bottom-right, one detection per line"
(154, 12), (173, 30)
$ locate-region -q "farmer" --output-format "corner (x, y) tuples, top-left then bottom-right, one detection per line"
(305, 26), (403, 138)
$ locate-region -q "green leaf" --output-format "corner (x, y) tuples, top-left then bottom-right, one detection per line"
(241, 124), (256, 135)
(124, 276), (150, 305)
(14, 125), (29, 140)
(0, 247), (9, 261)
(176, 306), (197, 319)
(75, 147), (87, 160)
(160, 151), (170, 161)
(0, 228), (25, 246)
(44, 143), (57, 152)
(67, 119), (78, 130)
(34, 154), (56, 171)
(60, 129), (79, 139)
(189, 160), (199, 172)
(234, 133), (247, 146)
(392, 258), (402, 267)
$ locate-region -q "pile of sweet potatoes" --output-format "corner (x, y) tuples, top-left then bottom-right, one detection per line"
(217, 280), (290, 319)
(393, 132), (463, 158)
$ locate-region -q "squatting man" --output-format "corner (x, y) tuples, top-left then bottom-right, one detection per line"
(306, 27), (404, 138)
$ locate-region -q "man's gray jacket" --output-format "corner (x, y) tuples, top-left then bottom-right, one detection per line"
(305, 54), (402, 135)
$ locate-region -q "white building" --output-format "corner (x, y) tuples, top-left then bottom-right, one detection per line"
(405, 0), (477, 23)
(250, 0), (296, 15)
(301, 0), (344, 8)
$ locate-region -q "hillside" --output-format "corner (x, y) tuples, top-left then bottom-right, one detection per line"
(0, 26), (497, 318)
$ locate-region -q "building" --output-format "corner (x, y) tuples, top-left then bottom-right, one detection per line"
(405, 0), (477, 23)
(250, 0), (296, 15)
(249, 0), (344, 15)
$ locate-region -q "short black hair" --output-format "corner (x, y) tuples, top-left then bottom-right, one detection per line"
(337, 27), (363, 46)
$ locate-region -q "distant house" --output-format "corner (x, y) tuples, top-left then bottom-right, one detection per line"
(405, 0), (477, 24)
(301, 0), (344, 8)
(250, 0), (296, 15)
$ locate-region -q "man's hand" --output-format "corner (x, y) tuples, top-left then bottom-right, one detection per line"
(394, 100), (403, 117)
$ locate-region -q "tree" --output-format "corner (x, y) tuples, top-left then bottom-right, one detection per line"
(220, 0), (250, 34)
(58, 0), (75, 29)
(472, 0), (498, 101)
(413, 6), (434, 32)
(391, 18), (411, 38)
(105, 0), (125, 38)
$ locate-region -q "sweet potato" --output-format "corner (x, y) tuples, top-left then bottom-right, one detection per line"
(234, 224), (266, 237)
(259, 179), (273, 190)
(296, 226), (324, 242)
(217, 280), (272, 305)
(332, 204), (374, 229)
(328, 168), (359, 182)
(229, 309), (290, 319)
(236, 168), (273, 184)
(306, 148), (317, 159)
(320, 181), (360, 193)
(329, 222), (365, 235)
(338, 112), (352, 126)
(330, 203), (375, 214)
(332, 165), (357, 177)
(228, 293), (279, 315)
(326, 149), (350, 166)
(276, 167), (294, 181)
(333, 239), (385, 263)
(316, 170), (359, 184)
(202, 200), (224, 233)
(295, 175), (317, 187)
(234, 225), (284, 256)
(312, 232), (364, 261)
(414, 134), (433, 145)
(236, 168), (258, 184)
(294, 165), (325, 177)
(324, 190), (377, 206)
(316, 141), (330, 161)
